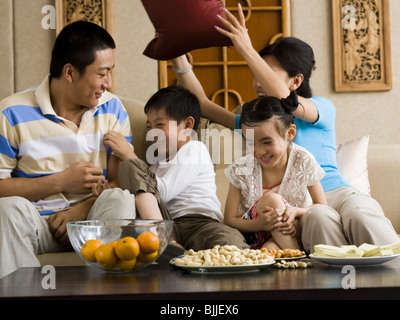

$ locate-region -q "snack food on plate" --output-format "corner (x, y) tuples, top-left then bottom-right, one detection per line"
(174, 245), (275, 267)
(264, 248), (305, 259)
(313, 242), (400, 258)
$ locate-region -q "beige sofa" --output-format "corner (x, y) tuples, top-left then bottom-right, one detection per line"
(37, 97), (400, 266)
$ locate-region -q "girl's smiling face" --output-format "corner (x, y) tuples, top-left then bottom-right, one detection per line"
(242, 117), (296, 169)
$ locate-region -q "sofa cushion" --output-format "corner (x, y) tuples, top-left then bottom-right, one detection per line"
(336, 135), (370, 195)
(141, 0), (232, 60)
(119, 96), (148, 161)
(367, 144), (400, 233)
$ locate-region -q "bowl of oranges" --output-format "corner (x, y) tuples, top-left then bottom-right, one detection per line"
(67, 219), (173, 272)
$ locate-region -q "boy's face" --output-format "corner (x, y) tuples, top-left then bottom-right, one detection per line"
(146, 107), (192, 159)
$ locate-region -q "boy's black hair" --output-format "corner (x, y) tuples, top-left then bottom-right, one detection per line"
(50, 20), (116, 78)
(144, 85), (201, 131)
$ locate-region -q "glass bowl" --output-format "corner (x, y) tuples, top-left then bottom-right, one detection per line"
(67, 219), (173, 272)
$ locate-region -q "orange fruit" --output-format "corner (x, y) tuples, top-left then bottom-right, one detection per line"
(95, 242), (118, 269)
(137, 251), (158, 263)
(115, 237), (140, 260)
(115, 258), (137, 272)
(137, 231), (160, 254)
(81, 239), (102, 262)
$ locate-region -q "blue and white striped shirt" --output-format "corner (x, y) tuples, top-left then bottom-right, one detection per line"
(0, 75), (132, 215)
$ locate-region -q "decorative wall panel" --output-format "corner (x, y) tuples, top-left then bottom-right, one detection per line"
(332, 0), (391, 91)
(55, 0), (113, 35)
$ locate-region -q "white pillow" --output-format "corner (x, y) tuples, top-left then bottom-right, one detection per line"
(336, 135), (370, 195)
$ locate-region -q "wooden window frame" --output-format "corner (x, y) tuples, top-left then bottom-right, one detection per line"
(158, 0), (291, 110)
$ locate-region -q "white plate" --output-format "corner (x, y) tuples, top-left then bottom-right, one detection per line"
(309, 253), (400, 266)
(169, 256), (275, 274)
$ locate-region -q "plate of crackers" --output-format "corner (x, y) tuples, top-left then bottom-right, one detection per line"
(170, 245), (276, 274)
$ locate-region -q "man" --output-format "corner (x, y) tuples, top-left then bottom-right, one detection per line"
(0, 21), (135, 278)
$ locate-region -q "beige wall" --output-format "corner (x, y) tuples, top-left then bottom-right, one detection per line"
(0, 0), (57, 98)
(1, 0), (399, 145)
(111, 1), (158, 102)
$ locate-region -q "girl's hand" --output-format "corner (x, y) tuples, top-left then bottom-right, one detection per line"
(104, 131), (137, 161)
(281, 207), (297, 225)
(277, 219), (297, 238)
(278, 207), (303, 238)
(215, 4), (254, 57)
(257, 206), (283, 232)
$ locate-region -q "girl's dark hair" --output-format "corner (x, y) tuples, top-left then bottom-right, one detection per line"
(50, 20), (116, 78)
(259, 37), (315, 98)
(144, 85), (201, 131)
(240, 91), (298, 137)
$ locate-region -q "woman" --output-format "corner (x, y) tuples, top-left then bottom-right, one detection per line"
(171, 4), (399, 252)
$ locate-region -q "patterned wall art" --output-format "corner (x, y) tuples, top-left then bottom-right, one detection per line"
(332, 0), (391, 92)
(55, 0), (113, 35)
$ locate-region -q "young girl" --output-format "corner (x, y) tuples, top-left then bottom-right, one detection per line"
(224, 92), (327, 250)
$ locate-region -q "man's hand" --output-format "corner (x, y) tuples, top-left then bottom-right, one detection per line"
(57, 162), (105, 194)
(48, 196), (96, 244)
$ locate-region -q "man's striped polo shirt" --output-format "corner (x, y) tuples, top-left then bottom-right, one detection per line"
(0, 75), (133, 216)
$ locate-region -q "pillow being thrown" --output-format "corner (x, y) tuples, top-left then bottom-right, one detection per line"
(141, 0), (233, 60)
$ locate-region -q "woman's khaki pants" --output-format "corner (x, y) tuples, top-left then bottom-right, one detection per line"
(301, 187), (400, 253)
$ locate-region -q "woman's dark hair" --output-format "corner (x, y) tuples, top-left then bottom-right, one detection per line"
(240, 91), (298, 137)
(259, 37), (315, 98)
(50, 20), (116, 78)
(144, 85), (201, 131)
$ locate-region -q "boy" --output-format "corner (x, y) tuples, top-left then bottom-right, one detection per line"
(101, 85), (248, 250)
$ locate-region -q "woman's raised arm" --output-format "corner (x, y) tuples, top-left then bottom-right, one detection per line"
(216, 4), (319, 123)
(172, 55), (236, 129)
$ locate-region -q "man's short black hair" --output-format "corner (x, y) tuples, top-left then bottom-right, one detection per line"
(50, 20), (116, 78)
(144, 86), (201, 131)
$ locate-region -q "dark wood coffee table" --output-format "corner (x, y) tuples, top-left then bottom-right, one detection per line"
(1, 257), (400, 300)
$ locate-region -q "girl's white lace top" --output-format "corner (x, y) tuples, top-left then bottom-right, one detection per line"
(224, 142), (325, 218)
